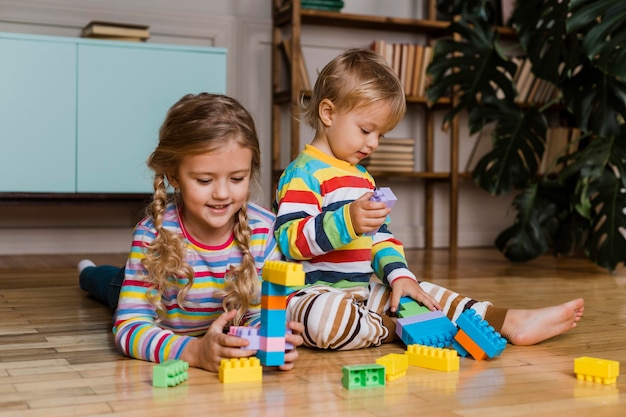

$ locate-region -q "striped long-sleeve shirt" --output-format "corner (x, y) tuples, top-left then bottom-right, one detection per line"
(112, 201), (281, 363)
(273, 144), (416, 289)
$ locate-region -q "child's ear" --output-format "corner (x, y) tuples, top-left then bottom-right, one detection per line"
(318, 98), (335, 127)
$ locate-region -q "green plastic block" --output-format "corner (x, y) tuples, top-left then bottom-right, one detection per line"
(398, 298), (431, 318)
(153, 359), (189, 388)
(341, 364), (386, 389)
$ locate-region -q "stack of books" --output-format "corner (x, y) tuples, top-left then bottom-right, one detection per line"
(361, 138), (415, 172)
(81, 21), (150, 42)
(370, 40), (434, 98)
(301, 0), (344, 12)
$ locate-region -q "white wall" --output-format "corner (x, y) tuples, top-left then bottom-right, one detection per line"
(0, 0), (513, 254)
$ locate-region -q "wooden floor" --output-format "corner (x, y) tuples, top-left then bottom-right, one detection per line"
(1, 248), (625, 416)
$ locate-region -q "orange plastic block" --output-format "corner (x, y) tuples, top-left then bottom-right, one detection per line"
(261, 294), (286, 310)
(262, 260), (305, 287)
(218, 357), (263, 384)
(376, 353), (409, 381)
(574, 357), (620, 384)
(454, 329), (487, 360)
(405, 344), (460, 372)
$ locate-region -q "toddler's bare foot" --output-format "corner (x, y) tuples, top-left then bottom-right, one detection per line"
(499, 298), (584, 346)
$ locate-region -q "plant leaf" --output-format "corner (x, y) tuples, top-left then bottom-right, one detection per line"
(561, 67), (626, 137)
(473, 106), (547, 195)
(584, 169), (626, 271)
(427, 16), (517, 131)
(495, 183), (558, 261)
(512, 0), (573, 82)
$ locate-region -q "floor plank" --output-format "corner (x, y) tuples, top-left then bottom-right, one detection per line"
(1, 248), (625, 416)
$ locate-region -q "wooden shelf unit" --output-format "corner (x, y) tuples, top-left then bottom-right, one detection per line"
(270, 0), (460, 250)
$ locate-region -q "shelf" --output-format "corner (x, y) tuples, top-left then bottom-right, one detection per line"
(271, 0), (460, 250)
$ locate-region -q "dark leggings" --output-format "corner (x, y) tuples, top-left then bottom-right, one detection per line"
(79, 265), (125, 311)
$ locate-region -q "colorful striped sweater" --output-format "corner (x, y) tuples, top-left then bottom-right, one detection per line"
(112, 201), (281, 363)
(273, 144), (416, 289)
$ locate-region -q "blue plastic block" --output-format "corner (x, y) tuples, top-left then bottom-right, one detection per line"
(262, 280), (289, 297)
(455, 309), (507, 358)
(257, 349), (285, 367)
(397, 315), (458, 348)
(341, 364), (386, 389)
(260, 309), (287, 337)
(450, 339), (470, 357)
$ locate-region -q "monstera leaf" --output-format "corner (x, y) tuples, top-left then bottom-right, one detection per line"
(512, 0), (574, 82)
(473, 106), (547, 195)
(584, 169), (626, 271)
(427, 15), (517, 133)
(568, 0), (626, 78)
(495, 181), (565, 261)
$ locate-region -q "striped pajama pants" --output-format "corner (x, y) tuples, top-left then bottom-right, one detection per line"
(286, 281), (505, 351)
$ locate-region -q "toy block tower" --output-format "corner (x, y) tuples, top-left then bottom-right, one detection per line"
(257, 260), (305, 366)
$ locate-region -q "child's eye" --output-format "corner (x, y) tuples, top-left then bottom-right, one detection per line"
(231, 177), (245, 182)
(197, 179), (211, 184)
(361, 128), (370, 134)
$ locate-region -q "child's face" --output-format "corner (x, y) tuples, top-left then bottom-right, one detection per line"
(171, 139), (252, 246)
(317, 100), (394, 165)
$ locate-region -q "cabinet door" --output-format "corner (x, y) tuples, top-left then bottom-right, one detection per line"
(0, 36), (76, 192)
(76, 43), (227, 193)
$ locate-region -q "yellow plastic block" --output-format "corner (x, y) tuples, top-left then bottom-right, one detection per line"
(574, 357), (620, 384)
(218, 357), (263, 384)
(376, 353), (409, 381)
(262, 260), (305, 286)
(405, 344), (460, 372)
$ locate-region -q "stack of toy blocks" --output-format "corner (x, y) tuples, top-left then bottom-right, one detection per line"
(257, 260), (305, 366)
(405, 344), (459, 372)
(153, 359), (189, 388)
(452, 308), (507, 360)
(574, 357), (620, 384)
(395, 298), (458, 348)
(376, 353), (409, 381)
(341, 364), (386, 389)
(218, 357), (263, 384)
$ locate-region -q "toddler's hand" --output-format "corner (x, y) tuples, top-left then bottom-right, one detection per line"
(389, 278), (441, 313)
(349, 192), (391, 235)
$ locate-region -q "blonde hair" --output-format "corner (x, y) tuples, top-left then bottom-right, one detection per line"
(143, 93), (261, 325)
(302, 48), (406, 132)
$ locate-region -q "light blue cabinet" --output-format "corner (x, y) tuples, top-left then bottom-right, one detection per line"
(0, 32), (227, 194)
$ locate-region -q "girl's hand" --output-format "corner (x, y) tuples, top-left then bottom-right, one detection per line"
(389, 278), (441, 314)
(181, 309), (255, 372)
(349, 192), (391, 235)
(278, 320), (304, 371)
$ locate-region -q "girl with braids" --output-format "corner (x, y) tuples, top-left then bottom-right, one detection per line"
(78, 93), (303, 372)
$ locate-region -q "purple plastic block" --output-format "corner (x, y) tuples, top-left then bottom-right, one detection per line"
(370, 187), (397, 208)
(229, 326), (261, 350)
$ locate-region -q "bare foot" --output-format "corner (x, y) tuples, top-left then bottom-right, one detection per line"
(499, 298), (585, 346)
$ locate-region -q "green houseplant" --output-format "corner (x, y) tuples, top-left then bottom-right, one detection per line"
(427, 0), (626, 271)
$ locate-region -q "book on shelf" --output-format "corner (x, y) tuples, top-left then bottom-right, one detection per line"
(416, 45), (433, 98)
(370, 41), (435, 98)
(281, 39), (311, 91)
(539, 126), (577, 174)
(81, 21), (150, 41)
